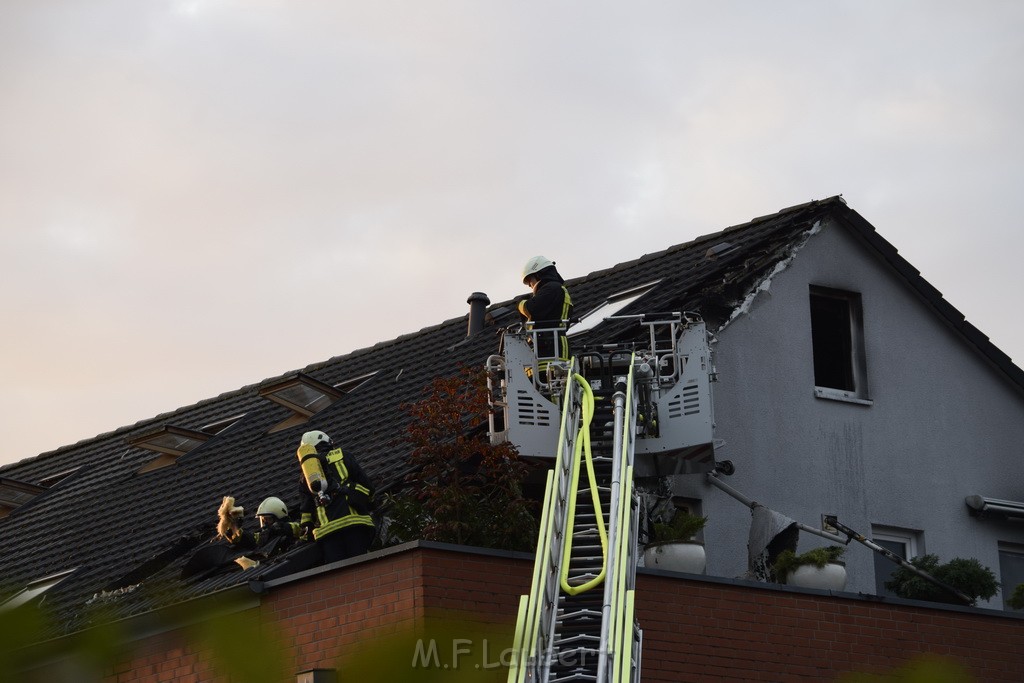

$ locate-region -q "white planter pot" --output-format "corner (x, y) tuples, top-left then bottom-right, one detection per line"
(643, 541), (706, 574)
(786, 562), (847, 591)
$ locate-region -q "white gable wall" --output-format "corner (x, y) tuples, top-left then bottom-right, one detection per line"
(676, 218), (1024, 605)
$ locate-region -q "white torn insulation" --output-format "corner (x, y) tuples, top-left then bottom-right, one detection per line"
(713, 220), (824, 339)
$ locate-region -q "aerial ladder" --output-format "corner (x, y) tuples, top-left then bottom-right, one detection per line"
(487, 313), (719, 683)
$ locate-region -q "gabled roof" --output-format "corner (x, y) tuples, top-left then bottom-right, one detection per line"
(1, 196), (1020, 637)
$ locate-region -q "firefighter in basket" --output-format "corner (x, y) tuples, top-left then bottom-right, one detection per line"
(296, 430), (376, 564)
(518, 255), (574, 377)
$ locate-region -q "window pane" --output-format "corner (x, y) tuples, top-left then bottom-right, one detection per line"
(568, 282), (659, 336)
(873, 538), (907, 597)
(275, 385), (333, 412)
(998, 547), (1024, 611)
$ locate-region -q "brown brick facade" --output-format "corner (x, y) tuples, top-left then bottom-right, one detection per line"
(81, 543), (1024, 682)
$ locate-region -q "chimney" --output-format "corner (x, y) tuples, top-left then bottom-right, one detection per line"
(466, 292), (490, 336)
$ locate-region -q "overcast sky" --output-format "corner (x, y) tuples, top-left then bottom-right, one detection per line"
(2, 1), (1022, 466)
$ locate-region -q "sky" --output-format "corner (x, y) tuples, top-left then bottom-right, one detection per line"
(2, 1), (1022, 466)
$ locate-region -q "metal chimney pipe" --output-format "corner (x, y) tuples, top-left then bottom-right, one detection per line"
(467, 292), (490, 336)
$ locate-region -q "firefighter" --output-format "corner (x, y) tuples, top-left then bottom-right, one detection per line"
(296, 430), (376, 564)
(249, 497), (302, 551)
(212, 496), (301, 569)
(518, 255), (574, 369)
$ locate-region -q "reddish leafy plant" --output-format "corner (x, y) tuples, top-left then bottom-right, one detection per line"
(385, 365), (538, 551)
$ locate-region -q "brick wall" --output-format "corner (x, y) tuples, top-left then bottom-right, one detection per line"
(636, 573), (1023, 682)
(261, 549), (425, 675)
(102, 632), (215, 683)
(90, 543), (1024, 682)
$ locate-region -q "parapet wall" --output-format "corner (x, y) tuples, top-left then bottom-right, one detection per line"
(85, 542), (1024, 682)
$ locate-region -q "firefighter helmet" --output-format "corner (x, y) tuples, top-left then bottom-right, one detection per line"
(299, 430), (332, 449)
(256, 497), (289, 520)
(522, 256), (555, 284)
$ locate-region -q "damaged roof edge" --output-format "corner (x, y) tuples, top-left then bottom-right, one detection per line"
(714, 218), (827, 335)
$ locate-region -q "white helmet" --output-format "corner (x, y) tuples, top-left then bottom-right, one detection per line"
(522, 256), (555, 284)
(256, 496), (289, 520)
(299, 430), (332, 449)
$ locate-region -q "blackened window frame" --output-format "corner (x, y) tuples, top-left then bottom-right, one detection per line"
(809, 285), (871, 405)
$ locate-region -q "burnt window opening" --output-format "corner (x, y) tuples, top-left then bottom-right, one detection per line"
(809, 286), (870, 404)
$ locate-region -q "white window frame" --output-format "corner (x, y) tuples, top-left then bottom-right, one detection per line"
(871, 527), (920, 597)
(0, 569), (76, 612)
(568, 280), (660, 337)
(998, 543), (1024, 611)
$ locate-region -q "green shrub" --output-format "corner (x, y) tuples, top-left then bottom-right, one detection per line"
(648, 510), (707, 544)
(884, 554), (999, 605)
(772, 545), (846, 583)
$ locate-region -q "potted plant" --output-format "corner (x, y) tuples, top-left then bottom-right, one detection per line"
(772, 545), (847, 591)
(643, 510), (708, 574)
(884, 554), (999, 605)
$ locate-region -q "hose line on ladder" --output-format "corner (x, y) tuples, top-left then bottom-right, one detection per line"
(560, 373), (609, 596)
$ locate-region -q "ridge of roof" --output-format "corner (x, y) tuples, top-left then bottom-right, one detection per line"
(567, 196), (845, 286)
(0, 313), (478, 474)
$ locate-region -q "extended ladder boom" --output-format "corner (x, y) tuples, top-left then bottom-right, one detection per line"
(507, 358), (642, 683)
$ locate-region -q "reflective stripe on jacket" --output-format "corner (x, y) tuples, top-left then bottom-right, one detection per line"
(299, 446), (374, 540)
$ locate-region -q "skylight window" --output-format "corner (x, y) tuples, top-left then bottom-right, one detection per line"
(130, 426), (209, 456)
(568, 281), (660, 337)
(260, 373), (342, 414)
(335, 371), (378, 394)
(260, 373), (344, 433)
(201, 414), (247, 435)
(0, 478), (46, 518)
(130, 426), (210, 473)
(0, 569), (76, 612)
(37, 467), (81, 488)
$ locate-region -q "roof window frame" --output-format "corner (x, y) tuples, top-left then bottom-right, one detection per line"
(260, 372), (346, 433)
(0, 477), (47, 518)
(259, 373), (344, 417)
(334, 371), (378, 395)
(200, 413), (248, 435)
(568, 280), (661, 337)
(0, 568), (77, 612)
(129, 426), (211, 474)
